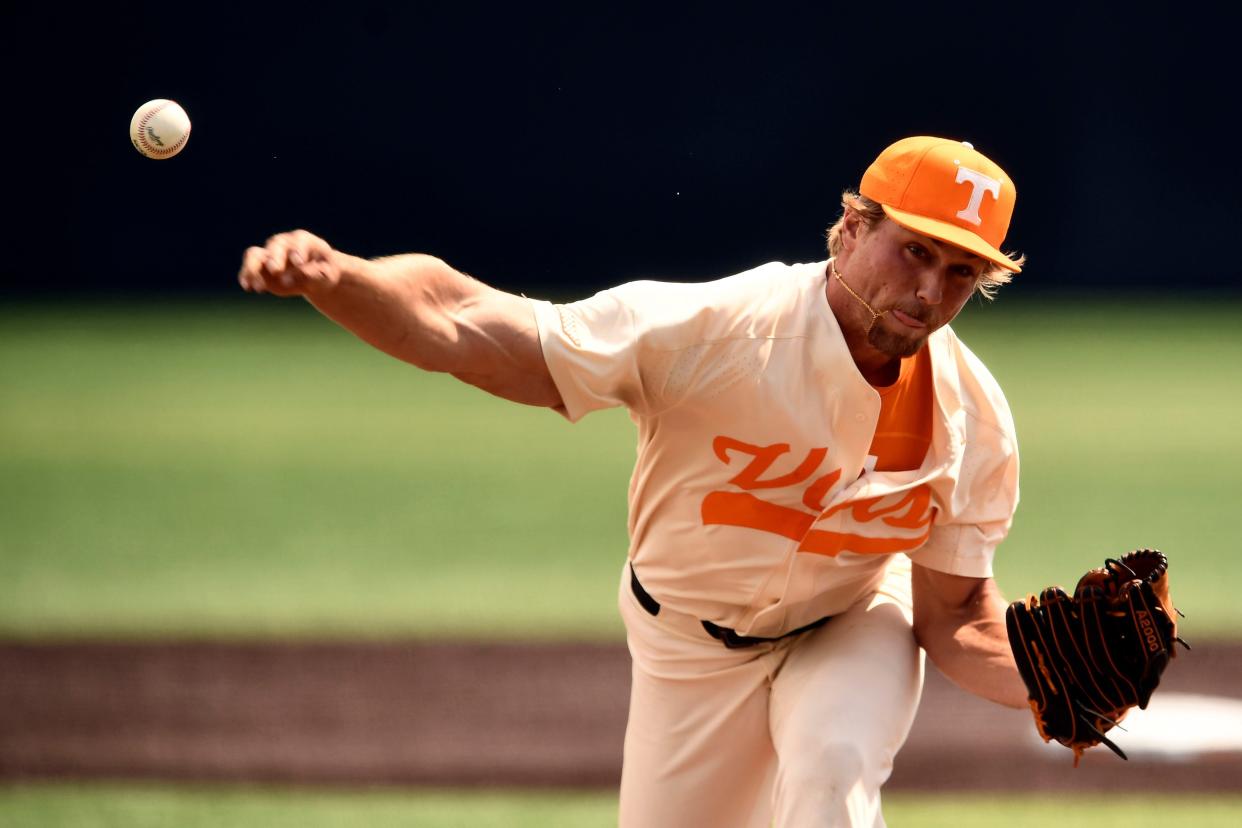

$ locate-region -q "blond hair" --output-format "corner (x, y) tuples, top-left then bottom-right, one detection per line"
(825, 190), (1023, 300)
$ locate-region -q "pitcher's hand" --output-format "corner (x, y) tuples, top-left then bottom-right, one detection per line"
(238, 230), (341, 297)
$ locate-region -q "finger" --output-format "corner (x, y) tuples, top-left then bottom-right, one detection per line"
(292, 233), (333, 271)
(279, 232), (302, 269)
(290, 235), (336, 283)
(283, 252), (316, 289)
(266, 236), (290, 276)
(239, 246), (268, 292)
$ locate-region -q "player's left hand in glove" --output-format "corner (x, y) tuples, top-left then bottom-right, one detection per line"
(1005, 549), (1189, 765)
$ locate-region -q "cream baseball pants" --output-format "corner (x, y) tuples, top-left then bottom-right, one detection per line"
(617, 556), (924, 828)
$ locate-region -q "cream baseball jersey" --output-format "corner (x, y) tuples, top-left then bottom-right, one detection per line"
(531, 261), (1019, 638)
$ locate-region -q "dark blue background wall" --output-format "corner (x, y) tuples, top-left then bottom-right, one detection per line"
(4, 3), (1237, 297)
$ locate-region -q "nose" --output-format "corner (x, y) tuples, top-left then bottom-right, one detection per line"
(915, 267), (944, 306)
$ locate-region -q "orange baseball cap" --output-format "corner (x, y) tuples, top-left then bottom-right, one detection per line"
(860, 136), (1021, 272)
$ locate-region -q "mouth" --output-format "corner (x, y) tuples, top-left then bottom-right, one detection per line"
(890, 308), (928, 329)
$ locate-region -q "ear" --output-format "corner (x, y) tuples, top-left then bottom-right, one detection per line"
(839, 208), (862, 252)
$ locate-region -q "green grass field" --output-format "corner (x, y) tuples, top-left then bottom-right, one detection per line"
(1, 296), (1239, 639)
(2, 784), (1240, 827)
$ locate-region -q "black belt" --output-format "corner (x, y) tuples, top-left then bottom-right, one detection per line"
(629, 565), (831, 650)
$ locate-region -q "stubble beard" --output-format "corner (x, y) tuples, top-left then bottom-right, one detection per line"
(866, 316), (928, 359)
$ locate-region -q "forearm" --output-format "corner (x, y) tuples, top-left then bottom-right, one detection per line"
(305, 252), (475, 373)
(914, 575), (1028, 709)
(239, 232), (561, 407)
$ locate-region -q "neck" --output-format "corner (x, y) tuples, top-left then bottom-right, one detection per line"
(825, 258), (901, 386)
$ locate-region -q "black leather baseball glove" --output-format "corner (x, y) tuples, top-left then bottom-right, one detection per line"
(1005, 549), (1187, 765)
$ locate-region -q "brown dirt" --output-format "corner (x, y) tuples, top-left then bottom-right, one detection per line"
(2, 638), (1239, 792)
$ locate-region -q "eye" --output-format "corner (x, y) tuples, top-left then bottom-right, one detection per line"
(905, 243), (928, 259)
(951, 264), (978, 279)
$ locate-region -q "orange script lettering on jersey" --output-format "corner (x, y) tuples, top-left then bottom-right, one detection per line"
(700, 436), (935, 556)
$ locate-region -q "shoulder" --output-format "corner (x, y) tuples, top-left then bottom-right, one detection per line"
(601, 260), (826, 347)
(931, 325), (1016, 441)
(606, 260), (812, 308)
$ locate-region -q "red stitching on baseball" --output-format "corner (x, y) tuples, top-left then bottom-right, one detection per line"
(136, 101), (190, 157)
(136, 102), (167, 155)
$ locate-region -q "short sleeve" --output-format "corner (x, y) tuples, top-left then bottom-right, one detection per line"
(910, 424), (1020, 578)
(531, 291), (644, 422)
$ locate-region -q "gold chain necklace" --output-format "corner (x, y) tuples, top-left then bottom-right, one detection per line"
(829, 258), (886, 333)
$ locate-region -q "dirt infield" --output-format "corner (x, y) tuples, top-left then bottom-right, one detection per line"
(2, 639), (1239, 792)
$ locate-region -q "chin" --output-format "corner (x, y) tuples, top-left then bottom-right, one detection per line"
(868, 325), (927, 359)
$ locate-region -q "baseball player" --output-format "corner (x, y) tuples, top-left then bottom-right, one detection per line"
(239, 136), (1029, 827)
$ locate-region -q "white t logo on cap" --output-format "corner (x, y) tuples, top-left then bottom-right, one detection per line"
(954, 167), (1001, 226)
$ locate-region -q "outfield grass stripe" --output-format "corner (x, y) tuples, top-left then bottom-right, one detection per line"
(2, 784), (1242, 828)
(2, 299), (1239, 637)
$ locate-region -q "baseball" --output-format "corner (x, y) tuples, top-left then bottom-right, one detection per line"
(129, 99), (191, 159)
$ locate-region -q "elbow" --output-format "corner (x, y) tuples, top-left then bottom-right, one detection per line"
(910, 580), (988, 651)
(910, 614), (928, 648)
(910, 610), (941, 652)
